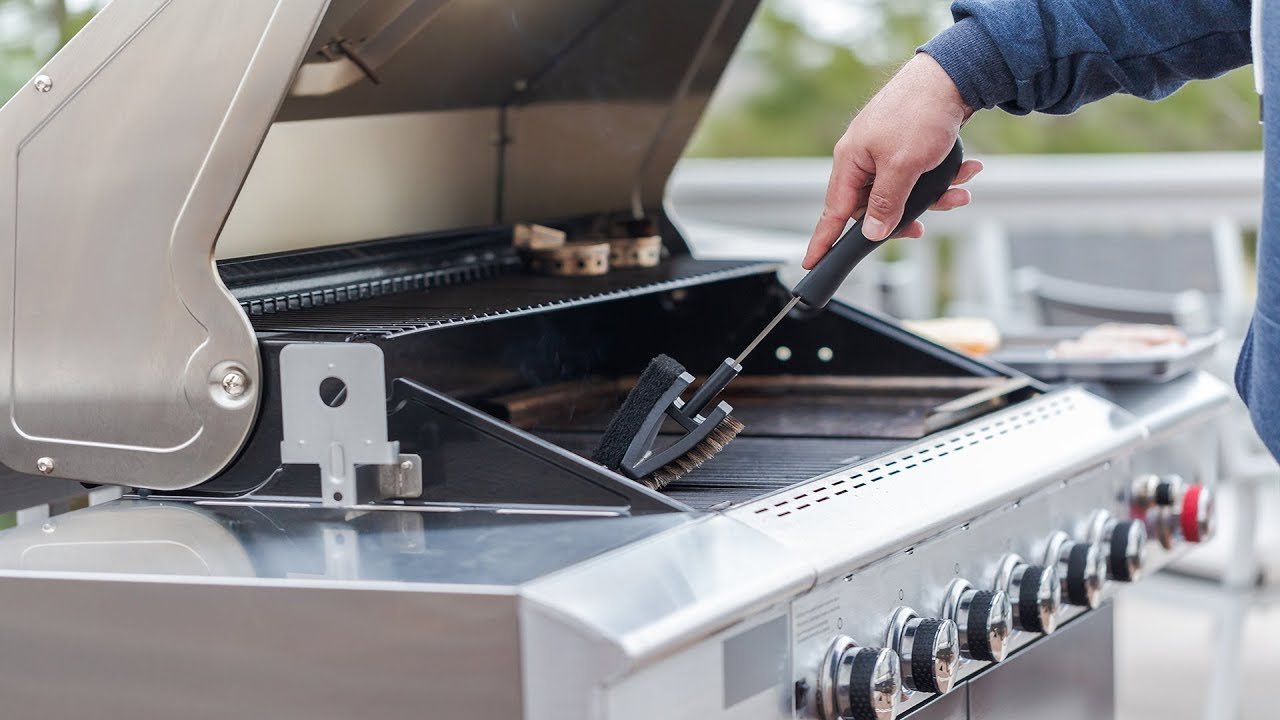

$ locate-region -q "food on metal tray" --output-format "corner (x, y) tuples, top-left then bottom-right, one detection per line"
(902, 317), (1002, 356)
(1050, 323), (1188, 359)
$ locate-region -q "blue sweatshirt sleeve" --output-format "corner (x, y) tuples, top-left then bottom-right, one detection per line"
(920, 0), (1253, 115)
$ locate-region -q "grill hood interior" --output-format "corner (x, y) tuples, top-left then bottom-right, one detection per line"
(216, 0), (761, 259)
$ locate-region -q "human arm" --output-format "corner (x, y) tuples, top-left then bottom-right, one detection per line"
(804, 0), (1254, 268)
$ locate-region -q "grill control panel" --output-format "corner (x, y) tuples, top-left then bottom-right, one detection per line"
(790, 453), (1218, 720)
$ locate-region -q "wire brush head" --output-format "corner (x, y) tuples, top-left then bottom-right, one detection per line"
(643, 414), (743, 490)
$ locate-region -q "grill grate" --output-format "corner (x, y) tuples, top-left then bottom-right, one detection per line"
(544, 432), (902, 510)
(249, 257), (777, 338)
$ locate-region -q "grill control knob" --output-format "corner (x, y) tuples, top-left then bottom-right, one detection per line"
(1131, 473), (1184, 511)
(942, 579), (1013, 662)
(816, 635), (902, 720)
(1180, 483), (1213, 543)
(885, 608), (960, 696)
(1147, 506), (1177, 550)
(1090, 511), (1147, 582)
(995, 554), (1060, 634)
(1043, 531), (1108, 609)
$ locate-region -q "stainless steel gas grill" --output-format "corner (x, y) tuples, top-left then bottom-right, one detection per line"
(0, 1), (1231, 719)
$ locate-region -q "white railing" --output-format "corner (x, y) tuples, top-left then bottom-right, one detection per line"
(669, 152), (1265, 322)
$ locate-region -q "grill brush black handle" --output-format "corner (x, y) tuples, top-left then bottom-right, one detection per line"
(791, 138), (965, 308)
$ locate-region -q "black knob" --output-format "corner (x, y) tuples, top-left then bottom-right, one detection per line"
(1011, 564), (1060, 634)
(887, 608), (960, 697)
(1108, 519), (1146, 582)
(961, 589), (1013, 662)
(1063, 542), (1105, 608)
(847, 647), (902, 720)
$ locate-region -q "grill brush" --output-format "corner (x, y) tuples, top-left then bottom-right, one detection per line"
(592, 139), (966, 488)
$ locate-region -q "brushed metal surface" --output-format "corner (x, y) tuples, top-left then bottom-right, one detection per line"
(789, 460), (1126, 717)
(0, 574), (521, 719)
(217, 109), (499, 259)
(520, 513), (812, 720)
(730, 388), (1145, 579)
(278, 343), (398, 507)
(0, 0), (329, 489)
(968, 605), (1115, 720)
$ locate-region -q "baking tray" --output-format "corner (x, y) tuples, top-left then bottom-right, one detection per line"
(990, 328), (1223, 383)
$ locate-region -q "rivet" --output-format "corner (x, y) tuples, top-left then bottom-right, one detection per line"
(36, 456), (54, 474)
(32, 75), (53, 93)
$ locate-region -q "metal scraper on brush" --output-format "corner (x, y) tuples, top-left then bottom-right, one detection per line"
(591, 138), (966, 487)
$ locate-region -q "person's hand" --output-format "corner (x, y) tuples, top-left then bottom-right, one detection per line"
(803, 53), (983, 270)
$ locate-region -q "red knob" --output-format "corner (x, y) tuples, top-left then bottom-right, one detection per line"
(1180, 484), (1211, 543)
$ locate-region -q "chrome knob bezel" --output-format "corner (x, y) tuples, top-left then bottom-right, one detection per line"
(885, 607), (960, 696)
(817, 635), (902, 720)
(942, 579), (1013, 663)
(996, 553), (1060, 634)
(1088, 510), (1146, 582)
(1044, 531), (1107, 609)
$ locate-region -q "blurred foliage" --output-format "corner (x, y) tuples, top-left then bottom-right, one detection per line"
(0, 0), (99, 103)
(0, 0), (1260, 157)
(689, 0), (1263, 157)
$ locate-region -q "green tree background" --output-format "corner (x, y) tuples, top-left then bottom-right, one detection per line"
(689, 0), (1262, 156)
(0, 0), (98, 100)
(0, 0), (1262, 157)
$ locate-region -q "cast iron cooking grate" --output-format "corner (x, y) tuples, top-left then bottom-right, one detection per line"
(248, 257), (778, 338)
(544, 433), (902, 511)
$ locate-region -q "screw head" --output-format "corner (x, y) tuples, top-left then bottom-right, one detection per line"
(36, 456), (54, 474)
(221, 370), (247, 397)
(400, 459), (414, 473)
(32, 75), (52, 93)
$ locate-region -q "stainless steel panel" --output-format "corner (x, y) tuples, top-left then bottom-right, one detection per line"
(1096, 371), (1233, 441)
(504, 100), (670, 221)
(0, 0), (329, 489)
(731, 389), (1145, 579)
(520, 514), (813, 720)
(908, 688), (967, 720)
(603, 611), (793, 720)
(789, 461), (1127, 717)
(967, 606), (1115, 720)
(0, 499), (689, 585)
(0, 574), (521, 719)
(502, 0), (757, 222)
(280, 0), (618, 118)
(217, 110), (500, 259)
(278, 343), (399, 507)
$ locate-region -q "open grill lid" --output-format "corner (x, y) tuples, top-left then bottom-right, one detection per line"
(217, 0), (762, 259)
(0, 0), (759, 495)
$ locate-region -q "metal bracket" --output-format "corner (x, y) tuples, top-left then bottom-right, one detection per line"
(278, 343), (422, 508)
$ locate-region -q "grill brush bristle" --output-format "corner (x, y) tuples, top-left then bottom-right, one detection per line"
(591, 354), (744, 488)
(644, 414), (744, 489)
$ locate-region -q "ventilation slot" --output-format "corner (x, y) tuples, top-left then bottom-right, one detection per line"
(762, 396), (1077, 518)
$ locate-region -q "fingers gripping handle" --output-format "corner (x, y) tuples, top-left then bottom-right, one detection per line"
(792, 138), (965, 308)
